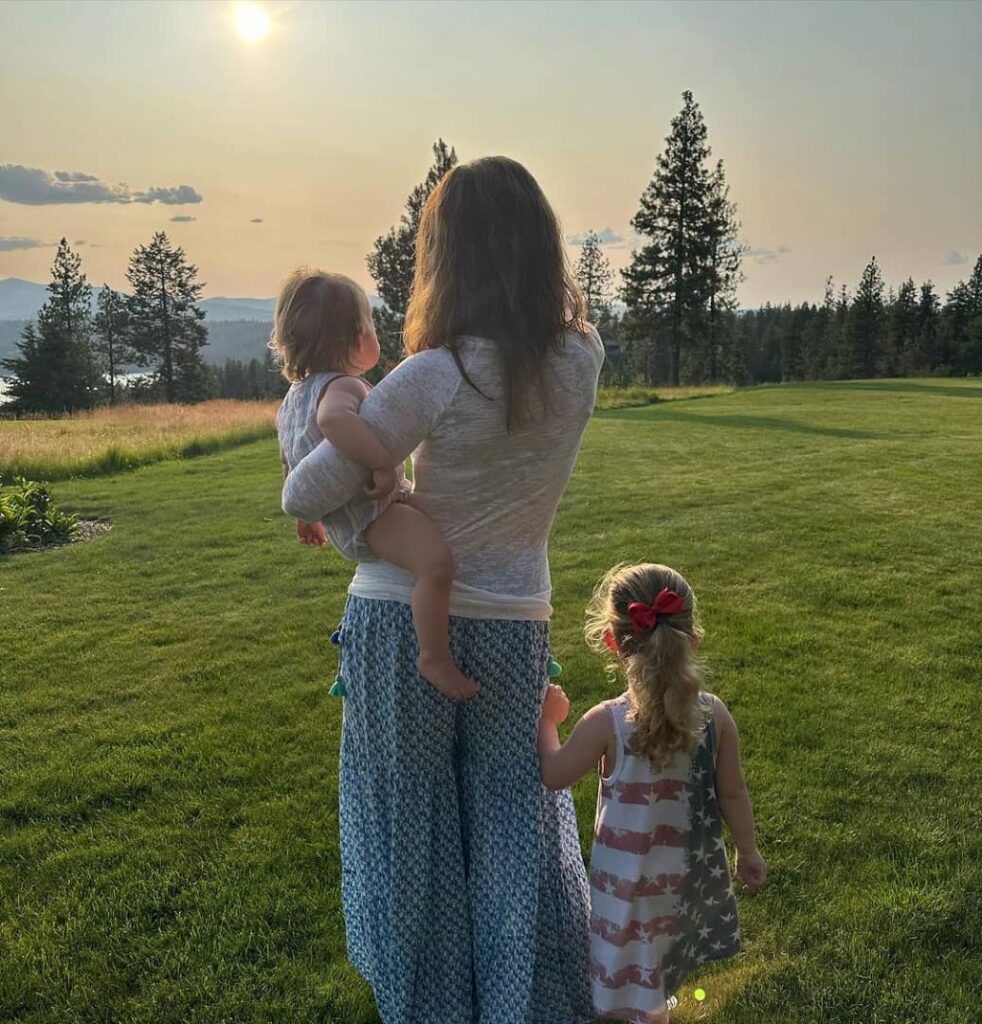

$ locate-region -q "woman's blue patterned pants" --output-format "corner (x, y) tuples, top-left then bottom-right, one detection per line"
(337, 596), (593, 1024)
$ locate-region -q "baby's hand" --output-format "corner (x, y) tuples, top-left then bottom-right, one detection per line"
(365, 466), (397, 500)
(735, 847), (768, 890)
(542, 684), (571, 725)
(297, 520), (326, 547)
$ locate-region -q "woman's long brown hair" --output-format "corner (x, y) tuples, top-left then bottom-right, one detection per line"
(403, 156), (586, 430)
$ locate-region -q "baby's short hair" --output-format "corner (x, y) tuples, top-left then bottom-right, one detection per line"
(270, 269), (370, 382)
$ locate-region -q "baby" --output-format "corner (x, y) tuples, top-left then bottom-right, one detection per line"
(273, 269), (478, 701)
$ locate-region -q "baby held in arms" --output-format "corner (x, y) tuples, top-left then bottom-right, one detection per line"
(273, 269), (478, 701)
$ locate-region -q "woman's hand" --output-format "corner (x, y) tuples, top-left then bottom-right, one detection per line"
(542, 684), (571, 725)
(297, 519), (327, 547)
(734, 846), (768, 890)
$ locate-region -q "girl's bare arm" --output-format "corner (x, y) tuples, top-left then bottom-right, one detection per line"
(538, 698), (613, 791)
(714, 698), (768, 887)
(316, 377), (393, 470)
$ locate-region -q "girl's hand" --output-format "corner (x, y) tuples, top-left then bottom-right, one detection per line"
(365, 466), (398, 500)
(297, 520), (327, 547)
(735, 847), (768, 890)
(542, 684), (571, 725)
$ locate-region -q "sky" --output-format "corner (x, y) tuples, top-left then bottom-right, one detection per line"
(1, 0), (980, 308)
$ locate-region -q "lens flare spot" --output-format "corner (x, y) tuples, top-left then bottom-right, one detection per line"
(694, 987), (707, 1002)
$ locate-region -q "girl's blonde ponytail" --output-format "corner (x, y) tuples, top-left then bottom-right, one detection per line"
(586, 563), (707, 770)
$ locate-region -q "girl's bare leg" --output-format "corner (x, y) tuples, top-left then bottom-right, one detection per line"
(364, 503), (478, 700)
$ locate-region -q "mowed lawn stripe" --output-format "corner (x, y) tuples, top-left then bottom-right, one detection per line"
(1, 379), (980, 1023)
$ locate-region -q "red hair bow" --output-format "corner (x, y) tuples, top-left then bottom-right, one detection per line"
(627, 588), (685, 633)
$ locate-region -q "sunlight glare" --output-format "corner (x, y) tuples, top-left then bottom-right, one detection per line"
(236, 4), (270, 43)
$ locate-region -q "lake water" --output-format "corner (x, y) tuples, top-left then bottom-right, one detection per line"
(0, 372), (148, 407)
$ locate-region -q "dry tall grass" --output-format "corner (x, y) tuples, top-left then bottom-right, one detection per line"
(0, 400), (279, 481)
(1, 386), (737, 482)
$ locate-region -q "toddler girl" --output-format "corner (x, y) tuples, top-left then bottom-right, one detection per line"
(273, 269), (478, 701)
(538, 562), (767, 1023)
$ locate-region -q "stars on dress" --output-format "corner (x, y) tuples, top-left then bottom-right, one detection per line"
(660, 695), (742, 997)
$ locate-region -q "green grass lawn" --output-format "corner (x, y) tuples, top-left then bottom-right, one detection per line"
(2, 379), (980, 1023)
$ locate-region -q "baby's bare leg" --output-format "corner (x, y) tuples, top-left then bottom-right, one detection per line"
(364, 503), (478, 700)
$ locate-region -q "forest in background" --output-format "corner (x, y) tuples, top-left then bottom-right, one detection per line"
(2, 91), (980, 415)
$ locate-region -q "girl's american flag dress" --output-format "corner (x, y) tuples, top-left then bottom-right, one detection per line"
(589, 691), (741, 1023)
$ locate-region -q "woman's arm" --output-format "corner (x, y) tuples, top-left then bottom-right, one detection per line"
(282, 349), (463, 522)
(316, 377), (392, 471)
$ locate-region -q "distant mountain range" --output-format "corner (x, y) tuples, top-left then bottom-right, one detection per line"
(0, 277), (383, 323)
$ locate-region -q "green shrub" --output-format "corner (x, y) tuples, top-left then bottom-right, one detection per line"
(0, 477), (77, 553)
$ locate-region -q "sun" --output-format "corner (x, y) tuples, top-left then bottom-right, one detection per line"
(236, 3), (270, 43)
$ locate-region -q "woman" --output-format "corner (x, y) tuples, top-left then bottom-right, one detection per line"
(282, 156), (604, 1023)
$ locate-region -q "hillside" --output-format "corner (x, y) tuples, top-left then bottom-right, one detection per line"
(0, 318), (272, 367)
(0, 278), (388, 367)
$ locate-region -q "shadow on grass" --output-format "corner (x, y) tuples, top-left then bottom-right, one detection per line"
(598, 407), (890, 440)
(808, 380), (982, 399)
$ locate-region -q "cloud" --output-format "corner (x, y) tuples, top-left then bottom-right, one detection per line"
(54, 171), (100, 183)
(568, 226), (624, 246)
(744, 243), (792, 265)
(73, 239), (88, 245)
(943, 250), (967, 266)
(134, 184), (202, 205)
(0, 235), (51, 251)
(250, 217), (263, 223)
(170, 215), (196, 223)
(0, 164), (203, 206)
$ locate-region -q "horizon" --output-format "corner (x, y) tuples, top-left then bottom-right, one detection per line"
(1, 0), (980, 310)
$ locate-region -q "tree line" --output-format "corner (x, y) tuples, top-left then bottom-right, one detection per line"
(368, 101), (981, 388)
(1, 234), (286, 414)
(5, 94), (980, 414)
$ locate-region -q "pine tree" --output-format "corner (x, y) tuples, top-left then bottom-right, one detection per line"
(914, 281), (940, 372)
(575, 231), (615, 324)
(965, 255), (982, 375)
(126, 232), (208, 403)
(367, 139), (457, 366)
(1, 238), (101, 413)
(889, 278), (918, 376)
(968, 254), (982, 310)
(802, 276), (835, 380)
(850, 257), (885, 378)
(92, 286), (132, 405)
(941, 258), (982, 374)
(263, 347), (288, 398)
(702, 160), (743, 383)
(725, 312), (750, 385)
(623, 91), (714, 385)
(829, 284), (852, 378)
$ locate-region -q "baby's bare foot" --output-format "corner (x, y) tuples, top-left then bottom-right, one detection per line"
(417, 654), (479, 700)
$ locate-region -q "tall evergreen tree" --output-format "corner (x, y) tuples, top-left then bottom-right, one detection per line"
(701, 160), (743, 383)
(913, 281), (940, 372)
(0, 238), (101, 412)
(126, 232), (208, 403)
(623, 91), (714, 385)
(92, 285), (132, 405)
(263, 346), (288, 398)
(575, 231), (615, 324)
(367, 139), (457, 367)
(964, 255), (982, 374)
(941, 257), (982, 374)
(850, 257), (885, 378)
(889, 278), (918, 376)
(801, 276), (835, 380)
